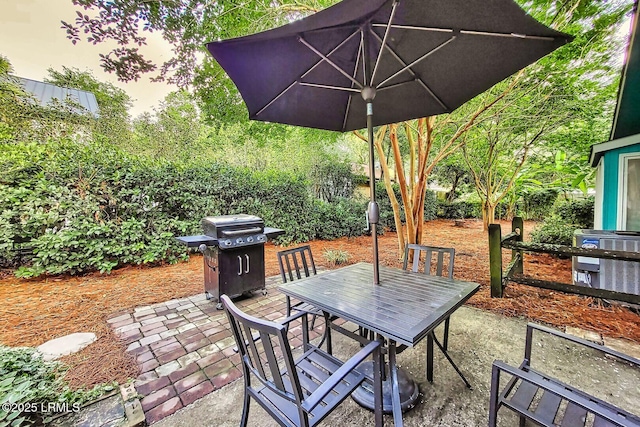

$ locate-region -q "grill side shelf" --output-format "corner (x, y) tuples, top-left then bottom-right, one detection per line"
(264, 227), (285, 239)
(175, 235), (218, 247)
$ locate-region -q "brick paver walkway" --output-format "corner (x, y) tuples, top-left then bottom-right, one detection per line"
(107, 275), (325, 424)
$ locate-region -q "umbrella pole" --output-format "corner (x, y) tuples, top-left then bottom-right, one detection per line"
(365, 97), (380, 285)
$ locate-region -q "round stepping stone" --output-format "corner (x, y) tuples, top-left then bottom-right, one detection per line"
(37, 333), (97, 361)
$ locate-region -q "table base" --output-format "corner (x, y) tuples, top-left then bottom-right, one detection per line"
(351, 361), (420, 414)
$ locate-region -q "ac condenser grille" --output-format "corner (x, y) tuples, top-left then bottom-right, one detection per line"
(600, 238), (640, 296)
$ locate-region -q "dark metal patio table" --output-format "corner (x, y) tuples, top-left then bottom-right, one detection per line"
(278, 262), (480, 426)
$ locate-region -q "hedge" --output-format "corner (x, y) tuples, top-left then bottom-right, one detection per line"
(530, 197), (595, 246)
(376, 182), (437, 231)
(0, 140), (367, 276)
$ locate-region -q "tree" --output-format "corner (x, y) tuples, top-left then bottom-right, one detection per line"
(432, 154), (472, 202)
(459, 0), (629, 229)
(132, 90), (208, 161)
(63, 0), (632, 255)
(62, 0), (335, 86)
(0, 56), (32, 142)
(355, 78), (518, 254)
(0, 56), (94, 143)
(44, 67), (133, 146)
(352, 0), (630, 253)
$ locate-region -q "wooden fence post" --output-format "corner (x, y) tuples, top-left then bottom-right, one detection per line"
(512, 217), (523, 275)
(488, 223), (503, 298)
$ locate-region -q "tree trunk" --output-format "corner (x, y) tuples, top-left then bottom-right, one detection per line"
(483, 201), (497, 231)
(446, 174), (461, 202)
(372, 127), (406, 256)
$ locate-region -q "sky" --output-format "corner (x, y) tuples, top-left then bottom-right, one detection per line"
(0, 0), (177, 117)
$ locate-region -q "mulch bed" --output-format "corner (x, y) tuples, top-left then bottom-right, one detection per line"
(0, 219), (638, 390)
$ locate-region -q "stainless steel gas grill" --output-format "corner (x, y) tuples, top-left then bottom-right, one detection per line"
(177, 214), (283, 309)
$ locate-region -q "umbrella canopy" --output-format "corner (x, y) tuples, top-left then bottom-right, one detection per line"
(207, 0), (572, 283)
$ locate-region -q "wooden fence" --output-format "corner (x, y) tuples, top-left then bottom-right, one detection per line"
(488, 217), (640, 305)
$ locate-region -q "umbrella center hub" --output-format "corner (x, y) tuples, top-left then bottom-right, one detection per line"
(361, 86), (377, 103)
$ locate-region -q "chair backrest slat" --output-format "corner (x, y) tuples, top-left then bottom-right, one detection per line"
(244, 323), (267, 379)
(221, 295), (305, 407)
(404, 243), (455, 278)
(260, 331), (286, 392)
(436, 250), (445, 276)
(278, 245), (317, 284)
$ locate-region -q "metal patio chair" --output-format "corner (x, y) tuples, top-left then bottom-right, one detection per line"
(278, 245), (319, 325)
(489, 323), (640, 427)
(221, 294), (383, 427)
(278, 245), (337, 351)
(403, 243), (471, 388)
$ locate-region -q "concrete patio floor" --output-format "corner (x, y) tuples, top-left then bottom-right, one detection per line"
(152, 304), (640, 427)
(109, 276), (640, 426)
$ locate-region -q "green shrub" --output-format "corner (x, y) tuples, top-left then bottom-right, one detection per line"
(530, 197), (594, 246)
(519, 189), (558, 220)
(309, 161), (356, 202)
(311, 198), (368, 241)
(0, 346), (115, 426)
(323, 248), (350, 266)
(376, 182), (436, 231)
(0, 139), (371, 275)
(437, 200), (481, 219)
(554, 197), (594, 229)
(529, 217), (577, 246)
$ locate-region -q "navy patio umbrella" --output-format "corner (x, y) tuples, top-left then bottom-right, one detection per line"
(207, 0), (572, 284)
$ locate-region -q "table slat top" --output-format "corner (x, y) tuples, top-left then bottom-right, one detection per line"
(278, 262), (479, 347)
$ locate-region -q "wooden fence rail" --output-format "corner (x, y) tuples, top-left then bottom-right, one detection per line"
(488, 218), (640, 305)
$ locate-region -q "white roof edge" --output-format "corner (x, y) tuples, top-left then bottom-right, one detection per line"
(590, 133), (640, 167)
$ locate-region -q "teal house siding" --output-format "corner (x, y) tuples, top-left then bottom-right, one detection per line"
(601, 143), (640, 229)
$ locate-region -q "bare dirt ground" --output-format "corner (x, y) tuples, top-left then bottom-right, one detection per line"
(0, 219), (638, 390)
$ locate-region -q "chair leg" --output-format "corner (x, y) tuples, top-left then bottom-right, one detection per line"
(427, 333), (434, 383)
(310, 313), (317, 330)
(488, 364), (500, 427)
(373, 337), (383, 427)
(240, 376), (251, 427)
(285, 296), (292, 318)
(316, 313), (333, 354)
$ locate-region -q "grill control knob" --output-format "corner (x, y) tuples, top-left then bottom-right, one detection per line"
(247, 236), (254, 243)
(257, 235), (266, 242)
(224, 239), (232, 246)
(236, 238), (244, 244)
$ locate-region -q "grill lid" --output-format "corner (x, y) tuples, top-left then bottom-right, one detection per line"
(202, 214), (265, 241)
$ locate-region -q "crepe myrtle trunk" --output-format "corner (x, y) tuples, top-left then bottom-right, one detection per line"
(482, 200), (497, 231)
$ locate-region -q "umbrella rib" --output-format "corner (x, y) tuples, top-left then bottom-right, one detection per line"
(255, 29), (362, 118)
(299, 82), (360, 92)
(460, 30), (557, 41)
(372, 23), (454, 34)
(299, 29), (362, 80)
(254, 80), (298, 119)
(369, 29), (450, 111)
(370, 0), (400, 86)
(298, 36), (364, 90)
(370, 24), (557, 41)
(376, 36), (456, 89)
(342, 34), (364, 131)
